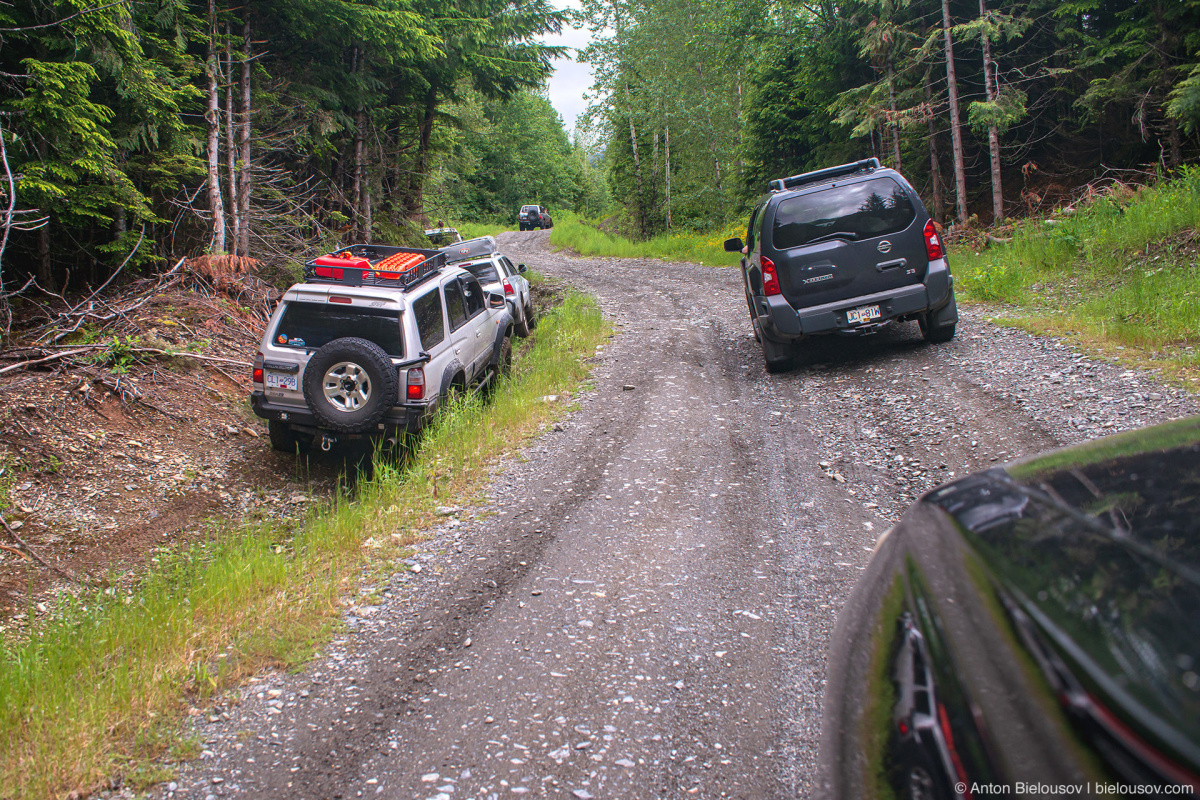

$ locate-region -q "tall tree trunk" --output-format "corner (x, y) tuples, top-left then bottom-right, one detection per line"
(363, 136), (373, 244)
(205, 0), (225, 253)
(623, 80), (646, 238)
(351, 49), (364, 236)
(941, 0), (968, 224)
(734, 71), (744, 177)
(664, 120), (672, 231)
(407, 89), (439, 218)
(354, 108), (366, 236)
(925, 73), (945, 225)
(887, 55), (902, 169)
(1167, 116), (1183, 168)
(237, 15), (252, 256)
(38, 222), (54, 292)
(979, 0), (1003, 222)
(651, 130), (660, 200)
(223, 26), (240, 254)
(694, 62), (724, 193)
(1154, 0), (1183, 168)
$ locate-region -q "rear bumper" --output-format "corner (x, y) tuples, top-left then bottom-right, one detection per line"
(758, 260), (954, 341)
(250, 392), (429, 436)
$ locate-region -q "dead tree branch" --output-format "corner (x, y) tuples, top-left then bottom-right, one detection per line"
(0, 515), (78, 582)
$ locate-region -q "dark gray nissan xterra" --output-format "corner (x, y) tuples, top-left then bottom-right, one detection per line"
(725, 158), (957, 372)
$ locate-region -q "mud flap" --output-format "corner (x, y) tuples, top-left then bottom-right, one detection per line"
(930, 290), (957, 329)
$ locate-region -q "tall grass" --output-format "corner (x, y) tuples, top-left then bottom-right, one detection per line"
(548, 210), (743, 267)
(953, 169), (1200, 372)
(0, 293), (607, 800)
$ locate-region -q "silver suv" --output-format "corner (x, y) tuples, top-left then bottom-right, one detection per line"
(251, 244), (514, 453)
(440, 236), (537, 337)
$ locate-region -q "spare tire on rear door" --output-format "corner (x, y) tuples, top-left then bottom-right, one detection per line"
(302, 337), (398, 433)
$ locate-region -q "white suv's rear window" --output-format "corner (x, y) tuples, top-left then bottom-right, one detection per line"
(273, 303), (402, 356)
(772, 177), (916, 250)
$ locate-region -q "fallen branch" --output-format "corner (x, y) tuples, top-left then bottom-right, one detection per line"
(0, 515), (77, 582)
(0, 344), (251, 375)
(0, 347), (93, 375)
(0, 543), (31, 562)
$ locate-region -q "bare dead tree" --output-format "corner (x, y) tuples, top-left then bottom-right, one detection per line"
(223, 21), (241, 254)
(237, 14), (253, 257)
(205, 0), (226, 253)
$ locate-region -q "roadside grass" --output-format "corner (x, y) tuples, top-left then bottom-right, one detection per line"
(454, 219), (517, 239)
(953, 168), (1200, 383)
(548, 210), (743, 267)
(0, 293), (607, 800)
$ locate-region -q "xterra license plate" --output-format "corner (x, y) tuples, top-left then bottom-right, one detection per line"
(265, 373), (298, 391)
(846, 305), (881, 325)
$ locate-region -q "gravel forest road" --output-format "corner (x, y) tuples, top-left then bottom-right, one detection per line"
(164, 229), (1198, 800)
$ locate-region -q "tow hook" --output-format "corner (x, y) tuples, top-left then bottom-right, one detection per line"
(320, 435), (334, 452)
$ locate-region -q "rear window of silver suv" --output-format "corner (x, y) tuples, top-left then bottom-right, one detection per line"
(772, 177), (916, 250)
(273, 302), (403, 356)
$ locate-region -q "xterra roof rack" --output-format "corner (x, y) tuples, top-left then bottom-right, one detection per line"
(440, 235), (498, 264)
(770, 158), (881, 192)
(303, 244), (446, 290)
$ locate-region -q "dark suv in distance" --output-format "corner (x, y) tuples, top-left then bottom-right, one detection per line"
(725, 158), (957, 372)
(518, 205), (552, 231)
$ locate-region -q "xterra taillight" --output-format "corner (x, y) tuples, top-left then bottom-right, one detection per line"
(253, 352), (264, 384)
(924, 220), (944, 261)
(761, 256), (782, 297)
(502, 278), (515, 296)
(406, 367), (425, 401)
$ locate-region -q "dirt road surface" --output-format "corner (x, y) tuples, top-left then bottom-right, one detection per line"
(161, 230), (1197, 800)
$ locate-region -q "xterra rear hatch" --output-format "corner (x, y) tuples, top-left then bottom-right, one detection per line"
(766, 175), (926, 310)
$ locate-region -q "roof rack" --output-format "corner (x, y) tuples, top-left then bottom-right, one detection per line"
(440, 235), (498, 264)
(303, 244), (446, 290)
(770, 158), (881, 192)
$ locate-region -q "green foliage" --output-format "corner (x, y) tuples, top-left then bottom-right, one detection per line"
(92, 336), (147, 375)
(1168, 62), (1200, 133)
(743, 21), (866, 193)
(426, 90), (582, 222)
(967, 89), (1028, 136)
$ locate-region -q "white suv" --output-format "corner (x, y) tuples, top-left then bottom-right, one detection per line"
(251, 244), (514, 453)
(440, 236), (536, 337)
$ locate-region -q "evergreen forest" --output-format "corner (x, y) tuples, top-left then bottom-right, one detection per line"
(580, 0), (1200, 237)
(3, 0), (1200, 310)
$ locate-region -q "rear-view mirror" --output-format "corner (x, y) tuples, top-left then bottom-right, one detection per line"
(724, 237), (744, 253)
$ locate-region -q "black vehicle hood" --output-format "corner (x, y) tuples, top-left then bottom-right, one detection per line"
(925, 416), (1200, 780)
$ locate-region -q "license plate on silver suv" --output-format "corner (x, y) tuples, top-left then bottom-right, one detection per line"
(846, 305), (881, 325)
(265, 372), (298, 391)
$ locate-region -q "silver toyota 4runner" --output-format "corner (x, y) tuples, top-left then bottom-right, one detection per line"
(251, 244), (514, 453)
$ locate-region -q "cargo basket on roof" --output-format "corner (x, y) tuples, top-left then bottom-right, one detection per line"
(303, 244), (446, 289)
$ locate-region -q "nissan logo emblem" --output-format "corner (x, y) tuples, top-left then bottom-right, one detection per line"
(877, 240), (892, 253)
